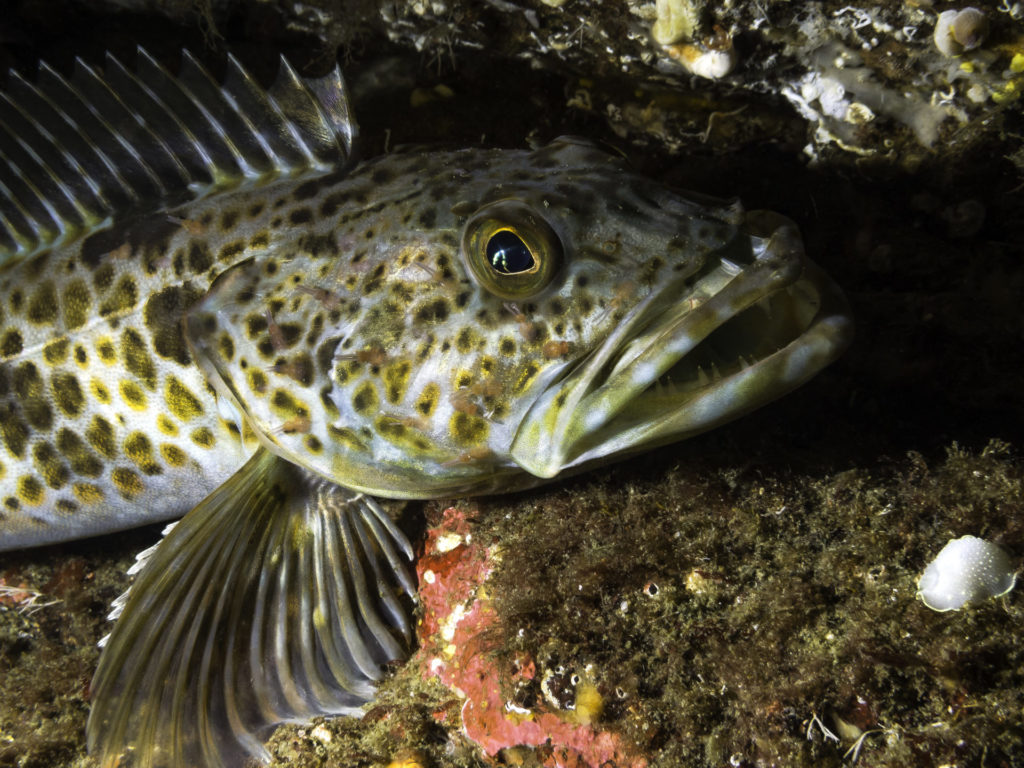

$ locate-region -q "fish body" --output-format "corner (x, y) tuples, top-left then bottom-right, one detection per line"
(0, 51), (852, 767)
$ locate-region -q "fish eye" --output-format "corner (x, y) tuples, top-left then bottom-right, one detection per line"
(461, 200), (562, 299)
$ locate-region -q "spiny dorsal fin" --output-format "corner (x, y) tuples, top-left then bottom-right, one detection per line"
(0, 48), (357, 262)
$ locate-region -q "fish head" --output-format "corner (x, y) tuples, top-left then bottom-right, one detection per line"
(186, 137), (852, 495)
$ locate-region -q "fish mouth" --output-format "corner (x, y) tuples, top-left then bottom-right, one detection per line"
(510, 211), (854, 478)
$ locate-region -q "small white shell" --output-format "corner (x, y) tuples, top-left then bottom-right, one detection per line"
(664, 40), (738, 80)
(934, 8), (988, 58)
(917, 535), (1017, 612)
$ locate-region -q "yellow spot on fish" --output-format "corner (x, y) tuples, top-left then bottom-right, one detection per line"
(160, 443), (188, 467)
(26, 281), (58, 325)
(166, 376), (204, 421)
(157, 414), (178, 436)
(111, 467), (143, 499)
(449, 411), (489, 447)
(119, 380), (148, 410)
(97, 337), (117, 364)
(42, 338), (69, 365)
(190, 427), (215, 448)
(352, 382), (379, 416)
(327, 425), (368, 453)
(63, 279), (91, 330)
(17, 475), (44, 505)
(33, 442), (68, 489)
(513, 361), (540, 395)
(383, 359), (412, 404)
(91, 378), (111, 404)
(499, 337), (516, 356)
(415, 382), (440, 418)
(73, 482), (104, 504)
(123, 432), (162, 475)
(248, 368), (268, 394)
(52, 372), (85, 417)
(270, 390), (310, 421)
(455, 327), (478, 354)
(86, 416), (116, 459)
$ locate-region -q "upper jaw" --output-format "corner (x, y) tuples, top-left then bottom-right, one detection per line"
(510, 212), (853, 478)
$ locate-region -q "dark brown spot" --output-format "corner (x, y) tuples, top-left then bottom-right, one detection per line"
(99, 275), (137, 317)
(33, 441), (69, 489)
(86, 416), (116, 459)
(220, 210), (240, 230)
(13, 362), (52, 429)
(188, 242), (213, 274)
(145, 285), (202, 364)
(0, 404), (28, 457)
(93, 263), (114, 291)
(219, 241), (246, 262)
(1, 329), (23, 357)
(122, 328), (157, 389)
(124, 432), (162, 475)
(27, 281), (58, 324)
(415, 299), (451, 324)
(57, 429), (103, 477)
(418, 208), (437, 228)
(62, 280), (92, 330)
(52, 372), (85, 417)
(43, 339), (69, 365)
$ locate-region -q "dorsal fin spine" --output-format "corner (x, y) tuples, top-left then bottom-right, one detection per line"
(0, 49), (358, 264)
(4, 75), (87, 233)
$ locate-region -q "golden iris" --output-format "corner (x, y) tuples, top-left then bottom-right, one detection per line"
(461, 200), (562, 299)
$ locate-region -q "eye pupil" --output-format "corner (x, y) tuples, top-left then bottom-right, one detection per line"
(486, 230), (535, 274)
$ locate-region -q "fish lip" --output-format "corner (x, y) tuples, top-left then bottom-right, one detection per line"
(510, 213), (854, 478)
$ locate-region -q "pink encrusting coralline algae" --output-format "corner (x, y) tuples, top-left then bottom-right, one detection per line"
(414, 507), (648, 767)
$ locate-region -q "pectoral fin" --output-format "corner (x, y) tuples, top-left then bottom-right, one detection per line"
(87, 447), (415, 768)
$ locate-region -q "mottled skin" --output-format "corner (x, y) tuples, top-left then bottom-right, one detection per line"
(188, 137), (750, 499)
(0, 191), (255, 546)
(0, 136), (770, 548)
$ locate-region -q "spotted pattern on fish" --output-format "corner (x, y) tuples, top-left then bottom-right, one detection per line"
(0, 138), (734, 541)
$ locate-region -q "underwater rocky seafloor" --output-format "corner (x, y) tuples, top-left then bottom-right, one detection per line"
(2, 0), (1024, 766)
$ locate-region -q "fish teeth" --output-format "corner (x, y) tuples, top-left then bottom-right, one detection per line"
(720, 258), (743, 276)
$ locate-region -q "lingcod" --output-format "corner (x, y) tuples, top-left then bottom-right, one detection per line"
(0, 50), (852, 767)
